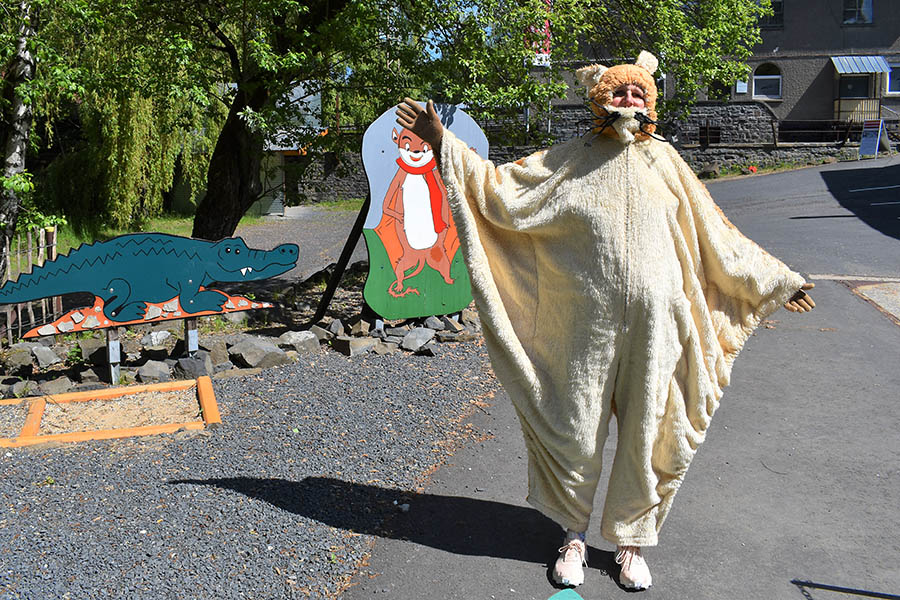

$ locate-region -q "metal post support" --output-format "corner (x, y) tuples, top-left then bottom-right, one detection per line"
(106, 327), (121, 385)
(310, 194), (371, 326)
(184, 317), (199, 357)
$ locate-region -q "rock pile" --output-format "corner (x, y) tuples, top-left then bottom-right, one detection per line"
(0, 307), (483, 399)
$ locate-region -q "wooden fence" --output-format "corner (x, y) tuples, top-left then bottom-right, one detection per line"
(1, 226), (63, 345)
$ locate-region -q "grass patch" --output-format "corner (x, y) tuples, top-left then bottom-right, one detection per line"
(311, 197), (366, 212)
(54, 214), (262, 257)
(714, 157), (842, 180)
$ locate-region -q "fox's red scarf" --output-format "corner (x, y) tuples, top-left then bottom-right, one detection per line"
(395, 158), (447, 233)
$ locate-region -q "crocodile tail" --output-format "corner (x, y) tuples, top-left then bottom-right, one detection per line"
(0, 241), (112, 303)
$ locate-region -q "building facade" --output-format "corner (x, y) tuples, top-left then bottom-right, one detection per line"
(734, 0), (900, 123)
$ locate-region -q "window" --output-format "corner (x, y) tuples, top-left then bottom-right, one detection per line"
(839, 75), (870, 98)
(760, 0), (784, 27)
(843, 0), (872, 24)
(699, 123), (721, 145)
(753, 64), (782, 99)
(888, 63), (900, 94)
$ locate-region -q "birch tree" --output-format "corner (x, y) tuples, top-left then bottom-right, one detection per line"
(0, 0), (35, 281)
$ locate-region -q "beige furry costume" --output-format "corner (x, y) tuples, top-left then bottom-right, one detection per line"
(439, 53), (805, 545)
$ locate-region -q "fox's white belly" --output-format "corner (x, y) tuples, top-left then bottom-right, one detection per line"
(401, 174), (438, 249)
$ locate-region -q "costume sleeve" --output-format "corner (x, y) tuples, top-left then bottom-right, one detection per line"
(439, 129), (557, 231)
(660, 144), (806, 364)
(438, 128), (511, 229)
(437, 130), (547, 396)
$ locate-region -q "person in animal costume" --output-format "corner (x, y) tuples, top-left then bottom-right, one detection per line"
(396, 51), (815, 591)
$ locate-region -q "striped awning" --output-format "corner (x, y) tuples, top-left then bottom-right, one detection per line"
(830, 55), (891, 74)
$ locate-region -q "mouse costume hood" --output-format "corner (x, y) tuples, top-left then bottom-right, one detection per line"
(576, 51), (659, 142)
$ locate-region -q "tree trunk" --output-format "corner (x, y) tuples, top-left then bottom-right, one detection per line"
(0, 0), (35, 282)
(191, 87), (268, 241)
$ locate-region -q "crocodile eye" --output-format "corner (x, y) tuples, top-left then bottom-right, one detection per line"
(235, 249), (241, 254)
(225, 248), (231, 253)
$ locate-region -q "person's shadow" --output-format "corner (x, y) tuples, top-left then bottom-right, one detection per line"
(170, 475), (620, 588)
(815, 162), (900, 241)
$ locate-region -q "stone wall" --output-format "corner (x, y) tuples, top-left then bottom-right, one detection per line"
(290, 152), (370, 203)
(477, 103), (592, 146)
(678, 144), (859, 171)
(675, 101), (777, 145)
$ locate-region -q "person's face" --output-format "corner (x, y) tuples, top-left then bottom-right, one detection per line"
(611, 83), (646, 108)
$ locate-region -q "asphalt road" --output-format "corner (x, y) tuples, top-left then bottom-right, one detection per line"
(342, 155), (900, 600)
(236, 205), (369, 285)
(708, 156), (900, 279)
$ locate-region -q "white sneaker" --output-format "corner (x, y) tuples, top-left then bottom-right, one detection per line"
(615, 545), (652, 589)
(552, 538), (587, 587)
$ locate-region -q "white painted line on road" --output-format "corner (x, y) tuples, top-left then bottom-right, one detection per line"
(848, 184), (900, 193)
(870, 201), (900, 206)
(808, 274), (900, 282)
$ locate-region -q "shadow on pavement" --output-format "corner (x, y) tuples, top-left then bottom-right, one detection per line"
(791, 579), (900, 600)
(815, 162), (900, 240)
(170, 475), (616, 576)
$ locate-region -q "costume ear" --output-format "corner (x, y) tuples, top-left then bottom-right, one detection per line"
(392, 127), (399, 142)
(634, 51), (658, 75)
(575, 64), (608, 89)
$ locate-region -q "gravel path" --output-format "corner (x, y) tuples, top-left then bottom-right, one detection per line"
(238, 207), (369, 285)
(1, 344), (499, 599)
(0, 208), (500, 599)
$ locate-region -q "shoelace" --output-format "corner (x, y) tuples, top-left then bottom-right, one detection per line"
(614, 545), (643, 568)
(558, 540), (587, 566)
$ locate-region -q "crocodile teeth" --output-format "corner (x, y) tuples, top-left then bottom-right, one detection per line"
(240, 267), (253, 276)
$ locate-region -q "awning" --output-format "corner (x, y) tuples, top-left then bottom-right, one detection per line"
(831, 55), (891, 74)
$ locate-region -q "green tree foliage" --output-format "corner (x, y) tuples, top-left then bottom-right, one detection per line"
(43, 89), (222, 232)
(148, 0), (768, 239)
(102, 0), (600, 240)
(2, 0), (224, 239)
(4, 0), (771, 243)
(581, 0), (771, 118)
(1, 0), (36, 283)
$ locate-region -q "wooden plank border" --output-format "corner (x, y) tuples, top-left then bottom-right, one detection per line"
(20, 398), (45, 437)
(0, 376), (220, 448)
(196, 376), (221, 427)
(0, 397), (27, 406)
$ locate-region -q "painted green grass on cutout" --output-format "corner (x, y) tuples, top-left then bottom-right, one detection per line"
(362, 229), (472, 320)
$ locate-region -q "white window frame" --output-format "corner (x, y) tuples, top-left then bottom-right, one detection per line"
(753, 74), (782, 99)
(886, 63), (900, 96)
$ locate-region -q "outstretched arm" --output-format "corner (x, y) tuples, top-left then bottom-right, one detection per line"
(784, 282), (815, 313)
(395, 98), (444, 157)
